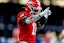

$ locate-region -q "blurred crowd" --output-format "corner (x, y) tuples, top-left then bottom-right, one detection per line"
(36, 19), (64, 43)
(0, 15), (16, 37)
(36, 28), (64, 43)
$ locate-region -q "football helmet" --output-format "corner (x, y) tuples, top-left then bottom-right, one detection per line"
(25, 0), (42, 13)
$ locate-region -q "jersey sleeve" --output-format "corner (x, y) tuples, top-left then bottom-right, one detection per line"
(17, 12), (28, 23)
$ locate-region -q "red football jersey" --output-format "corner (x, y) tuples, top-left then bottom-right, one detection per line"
(17, 11), (37, 43)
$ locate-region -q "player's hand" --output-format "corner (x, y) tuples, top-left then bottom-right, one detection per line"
(40, 7), (52, 17)
(42, 7), (51, 16)
(43, 10), (51, 19)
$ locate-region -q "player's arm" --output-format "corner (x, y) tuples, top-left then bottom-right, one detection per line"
(19, 16), (27, 25)
(19, 7), (51, 25)
(19, 13), (46, 25)
(26, 7), (51, 24)
(19, 14), (41, 25)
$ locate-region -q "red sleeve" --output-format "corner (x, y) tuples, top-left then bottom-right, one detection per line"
(17, 11), (28, 24)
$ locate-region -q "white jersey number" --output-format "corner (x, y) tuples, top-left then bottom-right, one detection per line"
(32, 22), (37, 35)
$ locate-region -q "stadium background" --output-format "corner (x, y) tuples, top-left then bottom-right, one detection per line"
(0, 0), (64, 43)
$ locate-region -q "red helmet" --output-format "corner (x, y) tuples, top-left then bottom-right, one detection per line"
(25, 0), (42, 13)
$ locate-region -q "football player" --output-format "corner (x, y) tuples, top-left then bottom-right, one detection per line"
(17, 0), (51, 43)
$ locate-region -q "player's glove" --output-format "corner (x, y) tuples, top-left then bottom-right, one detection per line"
(40, 7), (51, 18)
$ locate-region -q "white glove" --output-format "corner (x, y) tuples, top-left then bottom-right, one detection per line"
(40, 7), (51, 18)
(44, 10), (51, 19)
